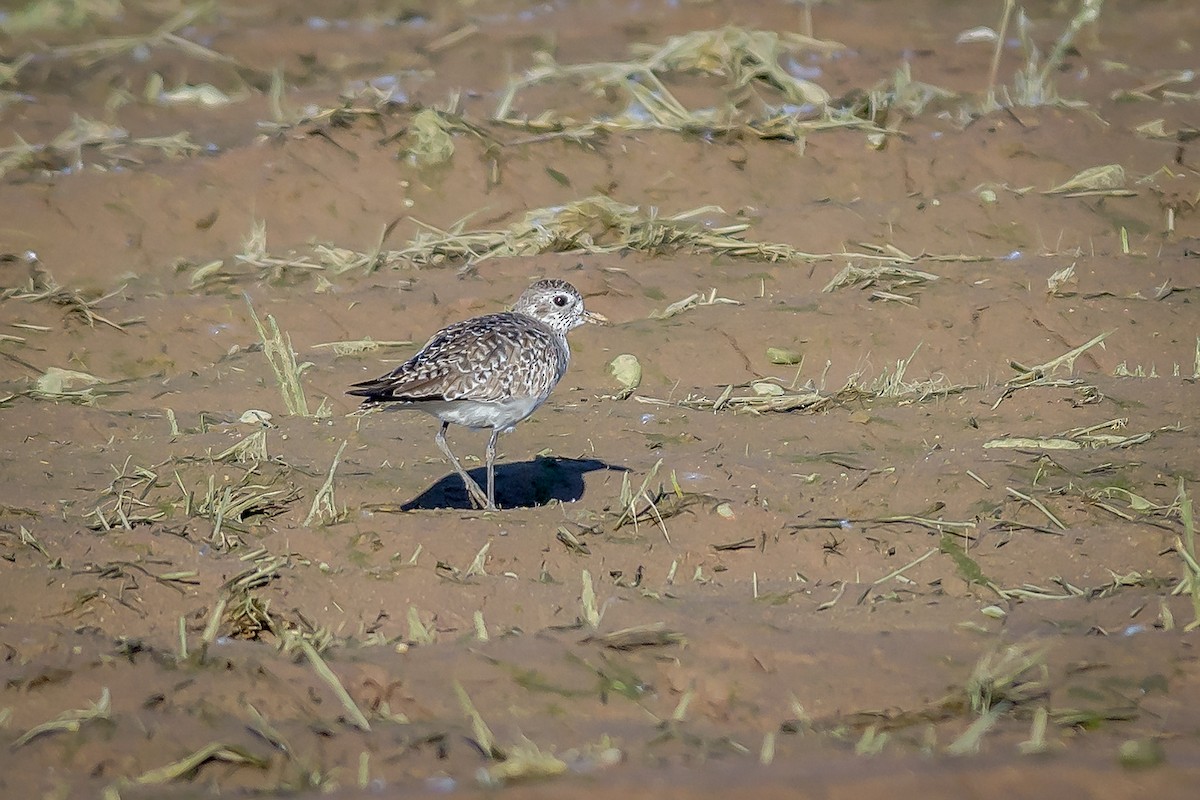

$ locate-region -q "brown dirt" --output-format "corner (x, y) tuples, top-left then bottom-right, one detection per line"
(2, 0), (1200, 797)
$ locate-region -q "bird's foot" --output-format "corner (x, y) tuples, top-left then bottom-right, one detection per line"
(462, 477), (492, 510)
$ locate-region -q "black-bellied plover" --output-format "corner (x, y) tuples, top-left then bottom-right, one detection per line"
(349, 279), (607, 510)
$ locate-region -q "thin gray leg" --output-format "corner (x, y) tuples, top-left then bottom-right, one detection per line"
(485, 428), (500, 510)
(435, 422), (489, 509)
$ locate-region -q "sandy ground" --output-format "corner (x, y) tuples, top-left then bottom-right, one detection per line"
(2, 0), (1200, 796)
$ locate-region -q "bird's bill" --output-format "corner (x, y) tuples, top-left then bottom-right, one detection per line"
(583, 310), (610, 325)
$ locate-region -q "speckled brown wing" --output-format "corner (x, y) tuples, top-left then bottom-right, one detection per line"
(348, 313), (569, 405)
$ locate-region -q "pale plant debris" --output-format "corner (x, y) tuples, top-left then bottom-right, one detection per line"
(637, 355), (970, 415)
(1055, 478), (1200, 547)
(493, 27), (860, 143)
(312, 338), (414, 357)
(245, 294), (311, 417)
(873, 548), (939, 586)
(868, 290), (916, 306)
(1005, 486), (1067, 531)
(193, 594), (229, 664)
(819, 644), (1084, 738)
(0, 55), (32, 99)
(767, 347), (802, 365)
(650, 288), (741, 319)
(581, 623), (685, 650)
(1074, 484), (1178, 523)
(224, 588), (275, 641)
(455, 681), (502, 760)
(1133, 118), (1173, 139)
(234, 220), (368, 284)
(966, 645), (1049, 715)
(630, 27), (839, 104)
(1175, 479), (1200, 631)
(611, 487), (720, 537)
(80, 561), (199, 594)
(605, 354), (642, 401)
(401, 92), (504, 170)
(153, 80), (237, 108)
(428, 22), (480, 53)
(564, 650), (650, 702)
(201, 470), (300, 549)
(866, 61), (960, 122)
(945, 704), (1007, 756)
(477, 739), (568, 787)
(282, 631), (372, 732)
(184, 259), (235, 292)
(556, 526), (591, 555)
(0, 113), (202, 180)
(843, 345), (975, 402)
(822, 264), (940, 294)
(87, 455), (300, 540)
(2, 260), (126, 329)
(939, 533), (1006, 596)
(407, 606), (435, 644)
(612, 458), (675, 541)
(580, 569), (601, 628)
(395, 196), (805, 268)
(474, 610), (489, 642)
(214, 430), (269, 464)
(1044, 164), (1135, 197)
(973, 0), (1105, 116)
(993, 330), (1111, 408)
(465, 541), (490, 578)
(11, 687), (111, 748)
(233, 202), (994, 276)
(1112, 362), (1161, 378)
(25, 366), (126, 406)
(1113, 69), (1199, 103)
(118, 741), (269, 790)
(466, 711), (618, 787)
(849, 241), (994, 264)
(406, 107), (456, 167)
(637, 382), (835, 414)
(433, 558), (472, 584)
(984, 419), (1183, 451)
(1046, 263), (1077, 296)
(0, 0), (121, 35)
(11, 525), (52, 561)
(221, 550), (292, 594)
(89, 460), (169, 531)
(47, 6), (241, 69)
(985, 436), (1083, 451)
(1009, 0), (1102, 109)
(852, 515), (976, 536)
(854, 725), (889, 756)
(258, 82), (413, 137)
(191, 219), (376, 289)
(303, 440), (348, 526)
(1118, 739), (1166, 769)
(760, 731), (777, 765)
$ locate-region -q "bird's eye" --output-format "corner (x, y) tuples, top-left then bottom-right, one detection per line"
(553, 294), (569, 307)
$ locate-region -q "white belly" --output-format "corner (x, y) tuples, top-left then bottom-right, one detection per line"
(411, 395), (547, 431)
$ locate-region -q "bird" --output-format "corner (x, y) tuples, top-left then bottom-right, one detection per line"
(348, 279), (607, 510)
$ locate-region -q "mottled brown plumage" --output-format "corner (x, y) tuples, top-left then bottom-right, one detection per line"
(349, 279), (606, 510)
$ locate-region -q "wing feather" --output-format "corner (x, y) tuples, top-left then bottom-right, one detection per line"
(348, 313), (566, 405)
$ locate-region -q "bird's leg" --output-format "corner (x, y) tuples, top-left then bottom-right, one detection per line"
(485, 428), (500, 511)
(435, 422), (489, 509)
